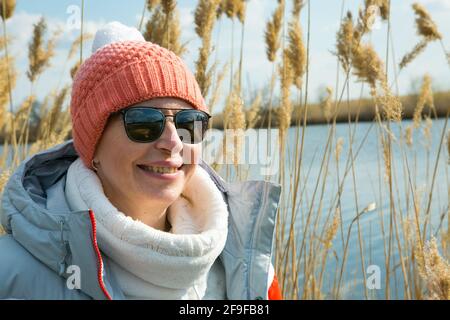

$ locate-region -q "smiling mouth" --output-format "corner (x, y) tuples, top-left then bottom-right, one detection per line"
(137, 165), (182, 174)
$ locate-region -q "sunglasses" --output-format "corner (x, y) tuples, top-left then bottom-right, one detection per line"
(116, 107), (211, 144)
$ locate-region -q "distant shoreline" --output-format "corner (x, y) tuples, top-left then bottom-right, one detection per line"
(211, 91), (450, 129)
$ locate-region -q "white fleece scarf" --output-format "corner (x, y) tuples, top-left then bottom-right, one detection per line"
(64, 158), (228, 299)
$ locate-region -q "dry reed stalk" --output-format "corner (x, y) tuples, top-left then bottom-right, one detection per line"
(0, 139), (7, 164)
(38, 87), (69, 141)
(381, 135), (390, 183)
(415, 237), (450, 299)
(413, 74), (434, 128)
(1, 0), (17, 159)
(447, 130), (450, 165)
(70, 60), (81, 79)
(0, 0), (15, 20)
(68, 33), (93, 60)
(207, 62), (228, 117)
(194, 0), (220, 97)
(28, 120), (71, 157)
(0, 168), (10, 238)
(0, 168), (10, 198)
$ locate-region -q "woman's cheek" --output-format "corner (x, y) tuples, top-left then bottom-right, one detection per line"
(182, 145), (202, 165)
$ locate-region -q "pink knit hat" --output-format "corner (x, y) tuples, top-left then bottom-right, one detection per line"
(70, 39), (208, 169)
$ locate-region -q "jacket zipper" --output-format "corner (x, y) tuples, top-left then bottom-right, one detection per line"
(88, 209), (112, 300)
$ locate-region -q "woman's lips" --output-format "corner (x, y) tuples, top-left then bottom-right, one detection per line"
(137, 164), (183, 180)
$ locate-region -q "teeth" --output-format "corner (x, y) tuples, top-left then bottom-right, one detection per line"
(140, 165), (178, 174)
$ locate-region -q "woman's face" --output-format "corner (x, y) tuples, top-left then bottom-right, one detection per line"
(94, 97), (202, 211)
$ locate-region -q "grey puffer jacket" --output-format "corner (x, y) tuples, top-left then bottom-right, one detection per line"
(0, 140), (281, 300)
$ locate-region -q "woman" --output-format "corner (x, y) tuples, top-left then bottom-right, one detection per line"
(0, 22), (282, 300)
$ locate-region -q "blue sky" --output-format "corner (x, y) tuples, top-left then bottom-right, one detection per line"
(5, 0), (450, 114)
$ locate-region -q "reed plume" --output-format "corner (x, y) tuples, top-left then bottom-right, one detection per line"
(413, 74), (434, 129)
(404, 125), (413, 148)
(144, 1), (186, 56)
(0, 0), (15, 20)
(356, 0), (384, 36)
(223, 84), (246, 167)
(293, 0), (304, 18)
(0, 54), (16, 113)
(321, 86), (334, 123)
(399, 3), (441, 70)
(236, 0), (246, 24)
(335, 12), (355, 73)
(338, 16), (402, 124)
(335, 137), (344, 162)
(422, 116), (432, 150)
(161, 0), (175, 15)
(147, 0), (161, 10)
(27, 17), (58, 83)
(399, 39), (428, 70)
(415, 237), (450, 300)
(246, 92), (262, 129)
(265, 0), (284, 62)
(378, 78), (402, 122)
(287, 18), (306, 89)
(412, 3), (441, 40)
(224, 0), (238, 19)
(352, 43), (384, 91)
(278, 49), (294, 140)
(324, 209), (341, 250)
(0, 168), (10, 197)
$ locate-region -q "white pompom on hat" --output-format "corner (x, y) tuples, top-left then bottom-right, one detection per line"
(91, 21), (145, 53)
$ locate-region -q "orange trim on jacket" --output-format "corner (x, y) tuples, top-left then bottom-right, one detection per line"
(268, 275), (282, 300)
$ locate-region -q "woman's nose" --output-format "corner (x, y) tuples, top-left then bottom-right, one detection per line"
(154, 118), (183, 154)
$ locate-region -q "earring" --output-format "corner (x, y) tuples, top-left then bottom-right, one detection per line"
(92, 159), (99, 172)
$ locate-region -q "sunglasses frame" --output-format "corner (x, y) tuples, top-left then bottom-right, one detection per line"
(117, 106), (211, 144)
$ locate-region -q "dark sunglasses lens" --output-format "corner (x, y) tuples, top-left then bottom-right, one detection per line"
(123, 108), (164, 142)
(175, 110), (209, 144)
